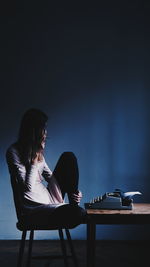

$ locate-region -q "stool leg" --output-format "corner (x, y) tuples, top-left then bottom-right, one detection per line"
(65, 229), (78, 267)
(17, 230), (27, 267)
(26, 230), (34, 267)
(59, 229), (69, 267)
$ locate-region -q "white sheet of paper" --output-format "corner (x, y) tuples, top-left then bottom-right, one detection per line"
(123, 191), (142, 197)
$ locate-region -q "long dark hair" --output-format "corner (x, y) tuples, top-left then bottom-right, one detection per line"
(17, 108), (48, 165)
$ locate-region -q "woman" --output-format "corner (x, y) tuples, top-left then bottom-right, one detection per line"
(6, 108), (86, 228)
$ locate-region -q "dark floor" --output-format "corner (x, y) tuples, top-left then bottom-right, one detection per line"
(0, 239), (149, 267)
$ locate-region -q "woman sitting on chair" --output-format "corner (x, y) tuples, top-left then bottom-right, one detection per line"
(6, 108), (86, 228)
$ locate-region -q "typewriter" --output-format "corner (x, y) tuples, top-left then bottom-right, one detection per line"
(84, 189), (142, 210)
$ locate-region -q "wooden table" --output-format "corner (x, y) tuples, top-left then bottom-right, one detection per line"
(86, 203), (150, 267)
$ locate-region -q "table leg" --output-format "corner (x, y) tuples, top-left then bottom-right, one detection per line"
(87, 222), (96, 267)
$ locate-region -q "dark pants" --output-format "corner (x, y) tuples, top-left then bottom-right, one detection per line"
(23, 152), (86, 228)
(53, 151), (79, 202)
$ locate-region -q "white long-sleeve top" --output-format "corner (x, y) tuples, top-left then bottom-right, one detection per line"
(6, 143), (65, 206)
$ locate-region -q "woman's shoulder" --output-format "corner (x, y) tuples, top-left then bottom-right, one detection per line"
(7, 142), (18, 153)
(6, 142), (19, 159)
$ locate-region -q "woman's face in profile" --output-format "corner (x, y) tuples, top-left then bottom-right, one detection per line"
(40, 129), (47, 149)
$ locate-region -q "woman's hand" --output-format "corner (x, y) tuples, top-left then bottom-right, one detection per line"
(31, 152), (41, 164)
(70, 190), (82, 204)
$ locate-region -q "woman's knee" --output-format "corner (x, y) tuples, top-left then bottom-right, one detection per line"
(60, 151), (77, 162)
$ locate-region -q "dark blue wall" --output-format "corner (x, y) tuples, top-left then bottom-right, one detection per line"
(0, 2), (150, 239)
